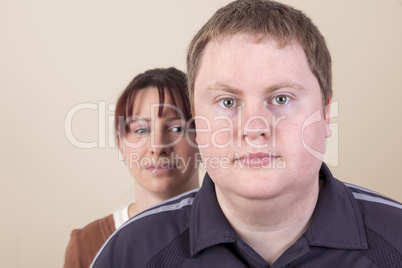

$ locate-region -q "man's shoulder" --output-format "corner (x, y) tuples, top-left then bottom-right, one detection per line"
(343, 182), (402, 219)
(343, 182), (402, 250)
(118, 188), (198, 238)
(91, 188), (199, 267)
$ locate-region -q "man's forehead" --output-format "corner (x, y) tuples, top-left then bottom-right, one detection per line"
(196, 34), (309, 83)
(196, 33), (306, 80)
(206, 32), (297, 51)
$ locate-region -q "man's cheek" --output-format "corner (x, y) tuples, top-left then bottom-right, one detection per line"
(210, 127), (234, 149)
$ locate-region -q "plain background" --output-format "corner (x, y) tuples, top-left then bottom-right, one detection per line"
(1, 0), (401, 267)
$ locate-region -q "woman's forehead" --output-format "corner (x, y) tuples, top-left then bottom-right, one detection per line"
(131, 87), (185, 118)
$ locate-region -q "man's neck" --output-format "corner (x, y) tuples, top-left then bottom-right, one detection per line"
(215, 178), (320, 265)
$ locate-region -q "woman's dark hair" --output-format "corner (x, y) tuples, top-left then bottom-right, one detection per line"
(114, 67), (193, 138)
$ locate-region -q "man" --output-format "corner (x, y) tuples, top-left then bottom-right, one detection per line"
(91, 1), (402, 267)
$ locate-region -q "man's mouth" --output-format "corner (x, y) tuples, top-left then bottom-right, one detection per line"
(237, 152), (280, 167)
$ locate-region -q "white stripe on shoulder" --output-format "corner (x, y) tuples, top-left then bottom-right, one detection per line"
(90, 189), (199, 268)
(343, 182), (380, 195)
(352, 192), (402, 210)
(153, 187), (200, 207)
(125, 196), (195, 226)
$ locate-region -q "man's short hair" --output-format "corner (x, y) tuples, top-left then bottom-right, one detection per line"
(187, 0), (332, 113)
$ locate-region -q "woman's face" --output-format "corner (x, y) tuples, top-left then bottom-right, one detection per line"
(118, 87), (199, 198)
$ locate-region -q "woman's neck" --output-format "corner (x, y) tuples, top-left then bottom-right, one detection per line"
(129, 175), (199, 218)
(128, 192), (165, 218)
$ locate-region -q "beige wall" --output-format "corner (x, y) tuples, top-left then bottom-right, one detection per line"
(1, 0), (401, 267)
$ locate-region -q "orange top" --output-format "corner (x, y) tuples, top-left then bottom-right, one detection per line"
(63, 214), (115, 268)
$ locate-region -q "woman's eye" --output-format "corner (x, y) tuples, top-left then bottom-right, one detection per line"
(134, 128), (149, 134)
(170, 126), (184, 133)
(271, 95), (290, 106)
(218, 98), (238, 108)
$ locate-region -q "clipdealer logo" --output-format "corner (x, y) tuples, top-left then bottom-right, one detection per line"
(64, 100), (339, 167)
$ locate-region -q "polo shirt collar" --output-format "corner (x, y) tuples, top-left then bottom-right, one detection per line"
(306, 163), (368, 249)
(189, 172), (236, 256)
(189, 163), (368, 257)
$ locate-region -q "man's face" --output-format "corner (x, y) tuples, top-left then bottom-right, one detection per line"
(194, 34), (331, 200)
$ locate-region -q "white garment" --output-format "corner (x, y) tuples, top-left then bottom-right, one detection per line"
(112, 204), (130, 230)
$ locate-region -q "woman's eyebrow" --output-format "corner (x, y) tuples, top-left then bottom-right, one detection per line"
(128, 116), (151, 122)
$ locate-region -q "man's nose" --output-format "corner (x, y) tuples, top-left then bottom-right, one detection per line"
(241, 106), (271, 141)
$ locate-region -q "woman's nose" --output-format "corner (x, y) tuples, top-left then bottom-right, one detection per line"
(150, 132), (172, 156)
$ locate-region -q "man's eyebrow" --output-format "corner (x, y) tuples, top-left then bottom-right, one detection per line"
(265, 82), (306, 93)
(206, 82), (243, 95)
(206, 81), (305, 95)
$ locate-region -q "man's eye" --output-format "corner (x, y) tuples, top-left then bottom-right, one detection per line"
(219, 98), (237, 108)
(272, 95), (290, 105)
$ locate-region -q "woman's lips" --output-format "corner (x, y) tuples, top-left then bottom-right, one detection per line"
(146, 164), (176, 175)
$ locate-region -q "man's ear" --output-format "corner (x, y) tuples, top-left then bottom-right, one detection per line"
(325, 99), (332, 138)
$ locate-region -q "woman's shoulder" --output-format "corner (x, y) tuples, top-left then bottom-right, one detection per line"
(75, 214), (115, 239)
(63, 214), (115, 268)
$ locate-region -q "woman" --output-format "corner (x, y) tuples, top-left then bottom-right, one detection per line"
(64, 67), (200, 268)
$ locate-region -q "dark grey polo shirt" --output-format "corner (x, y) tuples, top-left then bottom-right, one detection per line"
(91, 163), (402, 267)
